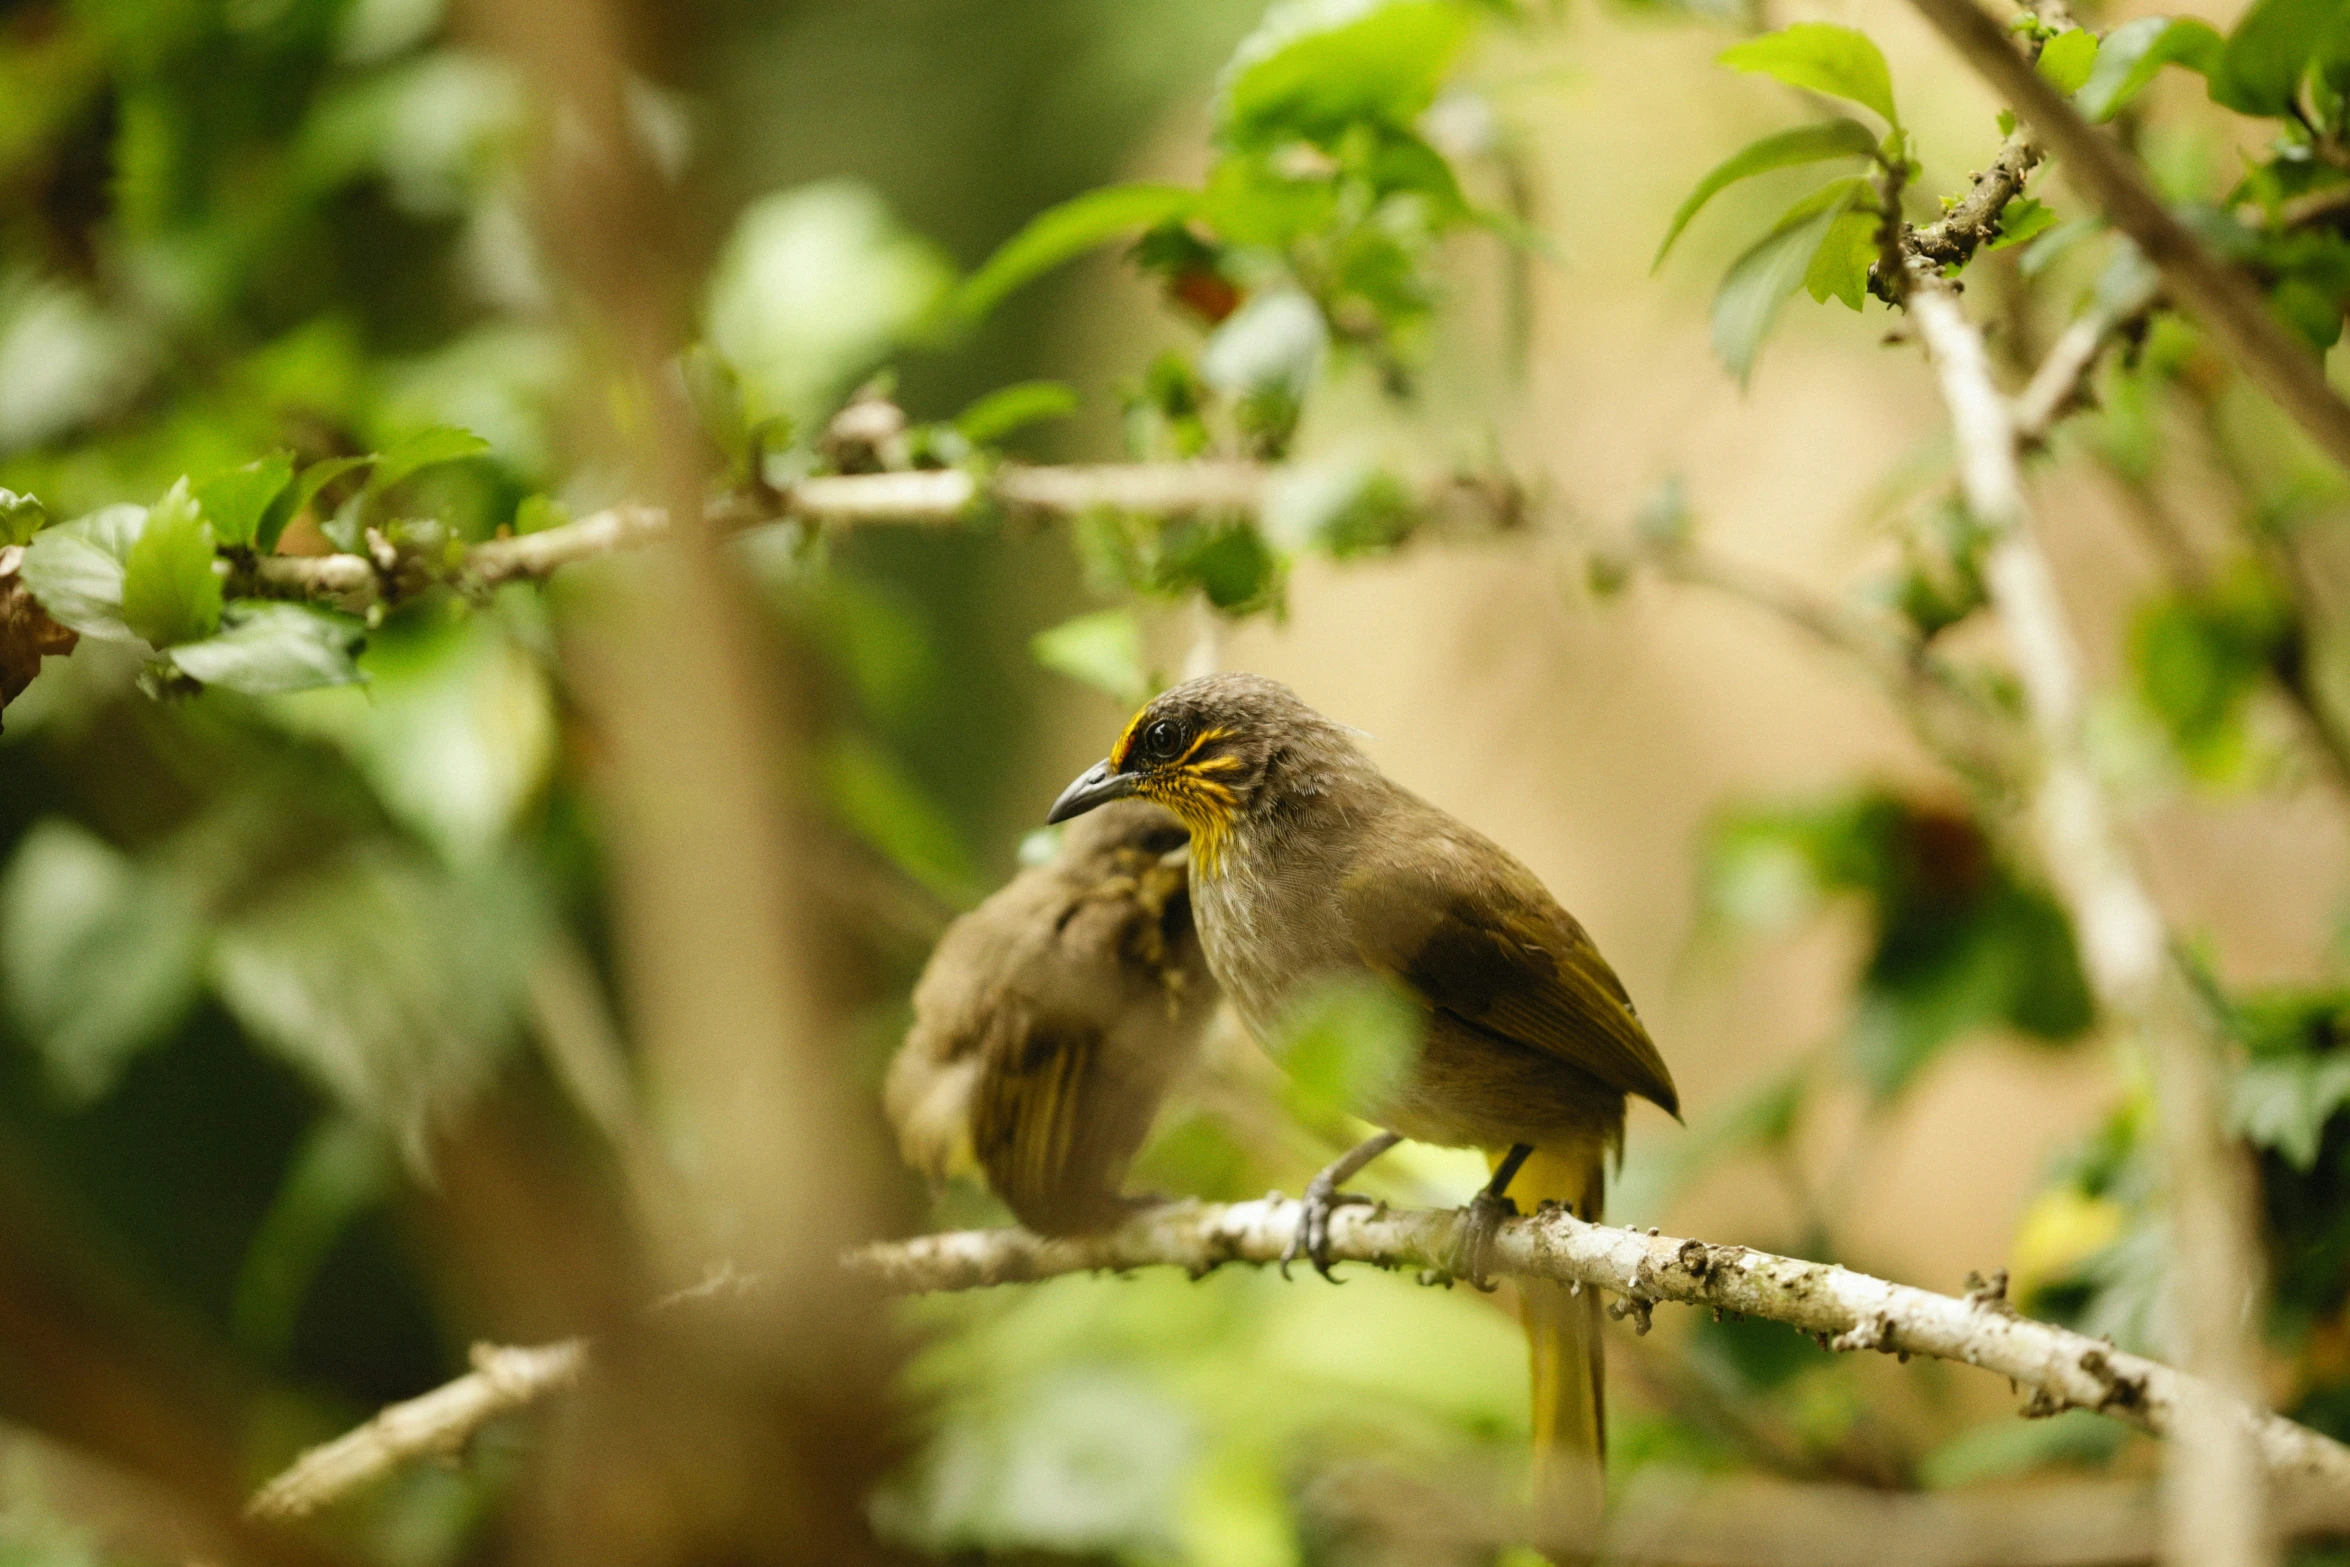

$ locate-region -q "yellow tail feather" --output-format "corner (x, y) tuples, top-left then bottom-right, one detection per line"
(1497, 1144), (1606, 1555)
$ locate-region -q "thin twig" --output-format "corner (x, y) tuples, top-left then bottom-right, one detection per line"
(246, 1340), (585, 1521)
(1895, 131), (2045, 284)
(242, 464), (1525, 608)
(2013, 284), (2158, 447)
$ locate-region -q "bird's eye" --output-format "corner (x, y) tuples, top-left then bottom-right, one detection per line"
(1143, 719), (1183, 760)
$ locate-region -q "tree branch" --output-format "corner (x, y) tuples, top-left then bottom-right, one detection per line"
(2012, 278), (2158, 446)
(245, 1340), (584, 1522)
(1889, 130), (2045, 287)
(1903, 0), (2350, 476)
(242, 1200), (2350, 1525)
(243, 463), (1526, 608)
(1906, 260), (2276, 1567)
(847, 1200), (2350, 1506)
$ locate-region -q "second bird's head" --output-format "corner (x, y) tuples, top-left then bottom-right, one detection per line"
(1048, 672), (1365, 870)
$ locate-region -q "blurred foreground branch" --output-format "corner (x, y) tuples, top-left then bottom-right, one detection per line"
(245, 1198), (2350, 1524)
(246, 1341), (584, 1522)
(248, 463), (1525, 607)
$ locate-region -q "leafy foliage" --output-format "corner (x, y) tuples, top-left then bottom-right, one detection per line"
(2130, 566), (2294, 778)
(167, 601), (366, 694)
(2076, 17), (2223, 123)
(0, 820), (206, 1101)
(193, 453), (296, 550)
(1031, 608), (1153, 706)
(1718, 24), (1900, 129)
(1653, 120), (1881, 272)
(955, 185), (1202, 321)
(4, 0), (2350, 1553)
(1658, 23), (1914, 379)
(1704, 790), (2092, 1097)
(119, 479), (222, 647)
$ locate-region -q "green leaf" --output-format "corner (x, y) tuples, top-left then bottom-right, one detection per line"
(2213, 0), (2350, 115)
(706, 181), (957, 425)
(166, 602), (366, 694)
(1720, 23), (1900, 128)
(212, 848), (536, 1163)
(1201, 156), (1339, 248)
(232, 1118), (393, 1357)
(2021, 215), (2103, 276)
(1158, 520), (1283, 612)
(513, 493), (569, 536)
(18, 503), (146, 639)
(2077, 16), (2225, 122)
(368, 424), (490, 493)
(260, 614), (557, 864)
(820, 733), (977, 905)
(1217, 0), (1472, 147)
(0, 820), (205, 1101)
(1986, 196), (2060, 252)
(1711, 179), (1867, 384)
(1805, 208), (1880, 309)
(955, 380), (1082, 445)
(120, 479), (222, 648)
(1031, 608), (1150, 706)
(681, 341), (753, 462)
(956, 184), (1200, 321)
(1266, 973), (1421, 1128)
(2035, 28), (2100, 96)
(193, 453), (295, 549)
(2133, 574), (2289, 776)
(1262, 460), (1415, 556)
(1654, 118), (1881, 271)
(259, 454), (375, 554)
(2232, 1054), (2350, 1169)
(0, 488), (48, 546)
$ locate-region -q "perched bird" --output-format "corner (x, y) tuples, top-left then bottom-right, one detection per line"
(1046, 672), (1679, 1520)
(885, 800), (1217, 1236)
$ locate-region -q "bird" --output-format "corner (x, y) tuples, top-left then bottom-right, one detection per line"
(1046, 671), (1679, 1525)
(884, 799), (1218, 1237)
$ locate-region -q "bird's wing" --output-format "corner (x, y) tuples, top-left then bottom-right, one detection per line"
(969, 1004), (1148, 1235)
(1343, 844), (1680, 1117)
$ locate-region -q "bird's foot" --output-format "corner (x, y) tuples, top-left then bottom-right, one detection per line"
(1448, 1189), (1519, 1292)
(1279, 1179), (1374, 1281)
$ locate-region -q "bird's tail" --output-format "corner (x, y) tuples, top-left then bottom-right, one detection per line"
(1503, 1144), (1606, 1554)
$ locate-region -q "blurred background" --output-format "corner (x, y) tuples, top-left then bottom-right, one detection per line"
(1, 0), (2346, 1561)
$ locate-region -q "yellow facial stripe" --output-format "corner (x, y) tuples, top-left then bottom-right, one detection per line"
(1135, 766), (1239, 875)
(1172, 726), (1229, 767)
(1108, 705), (1149, 768)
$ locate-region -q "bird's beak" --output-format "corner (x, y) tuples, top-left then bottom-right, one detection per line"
(1047, 758), (1136, 824)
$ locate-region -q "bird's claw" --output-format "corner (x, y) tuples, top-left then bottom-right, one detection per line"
(1449, 1190), (1519, 1292)
(1279, 1180), (1373, 1281)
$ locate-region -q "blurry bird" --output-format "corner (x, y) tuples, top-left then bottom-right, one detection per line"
(884, 799), (1217, 1236)
(1046, 672), (1679, 1527)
